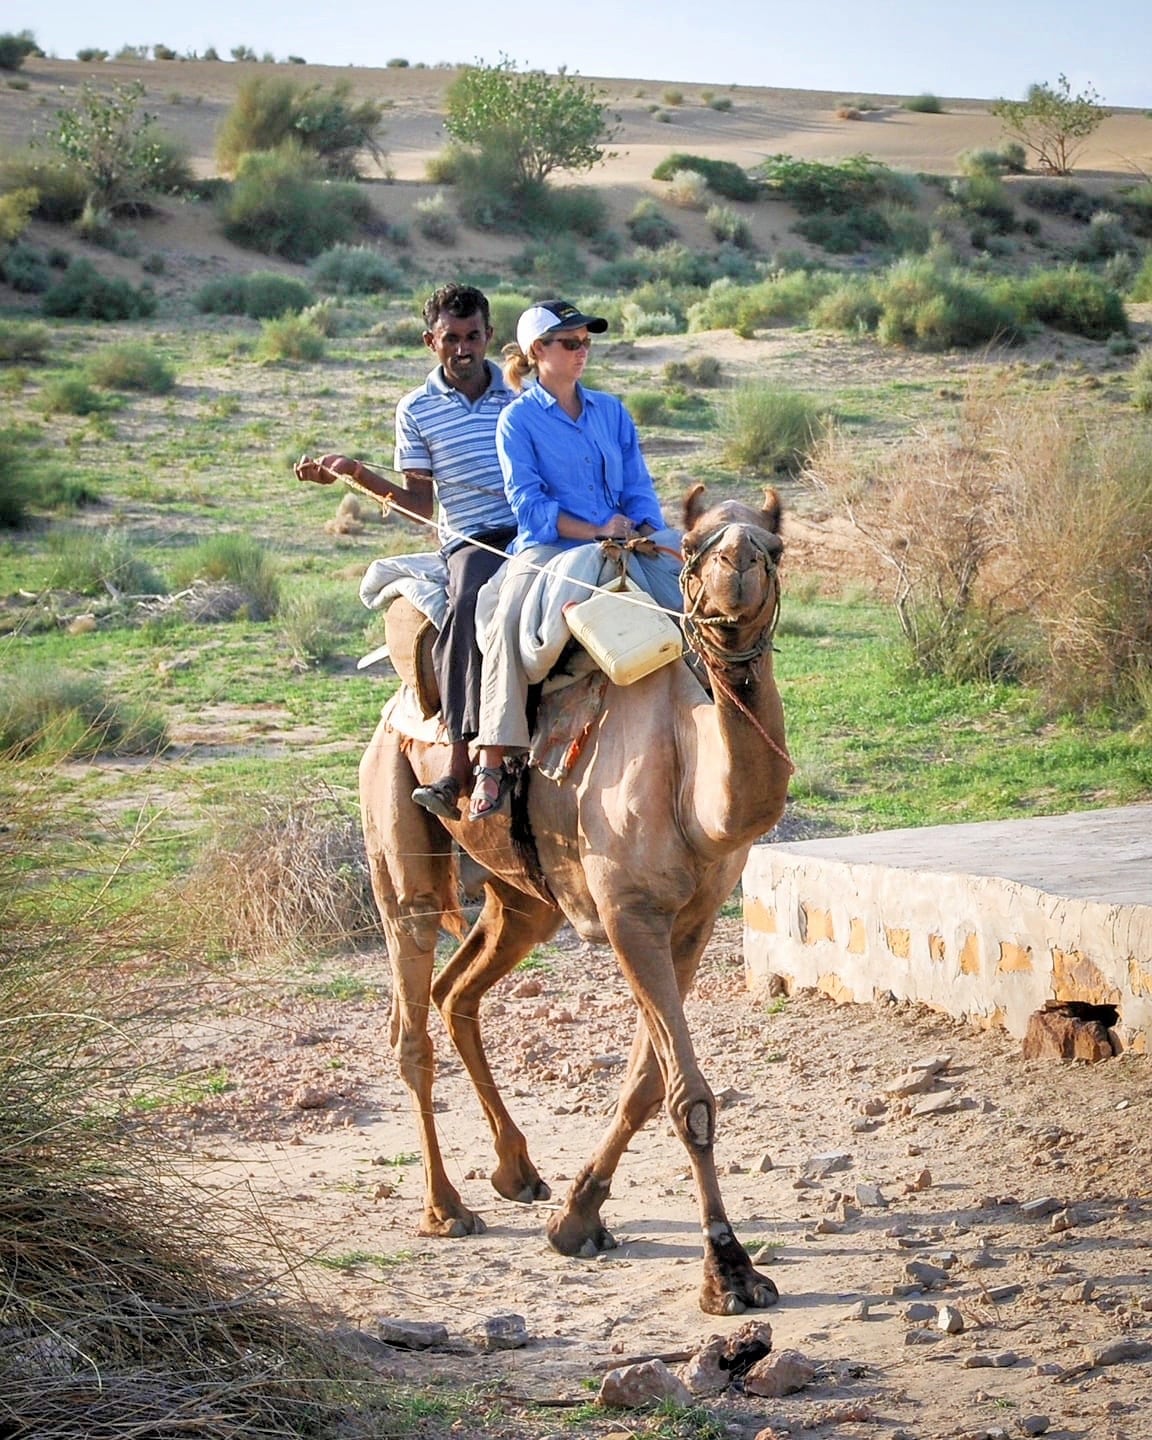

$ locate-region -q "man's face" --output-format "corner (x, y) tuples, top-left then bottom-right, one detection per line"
(424, 309), (492, 390)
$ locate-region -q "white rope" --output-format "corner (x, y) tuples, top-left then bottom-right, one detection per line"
(347, 474), (688, 620)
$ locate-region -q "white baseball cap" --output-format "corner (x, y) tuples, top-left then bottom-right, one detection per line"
(516, 298), (608, 355)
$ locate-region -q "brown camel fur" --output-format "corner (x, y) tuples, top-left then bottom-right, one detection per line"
(358, 485), (791, 1314)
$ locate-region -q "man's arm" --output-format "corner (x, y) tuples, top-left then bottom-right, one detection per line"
(295, 454), (434, 520)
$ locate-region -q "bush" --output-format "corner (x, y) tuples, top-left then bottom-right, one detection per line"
(722, 384), (827, 474)
(903, 93), (943, 114)
(958, 144), (1027, 178)
(1131, 353), (1152, 412)
(665, 169), (709, 209)
(627, 197), (678, 248)
(1130, 251), (1152, 303)
(756, 153), (895, 212)
(796, 207), (891, 252)
(0, 186), (35, 247)
(991, 74), (1109, 176)
(624, 389), (670, 425)
(687, 270), (839, 334)
(1074, 210), (1133, 261)
(532, 184), (608, 237)
(41, 260), (156, 320)
(704, 205), (751, 248)
(485, 291), (535, 348)
(48, 80), (190, 210)
(309, 244), (402, 294)
(663, 355), (722, 387)
(219, 145), (373, 261)
(0, 30), (40, 71)
(85, 343), (175, 394)
(40, 372), (108, 416)
(0, 666), (167, 759)
(1, 241), (51, 293)
(651, 152), (759, 202)
(216, 76), (387, 177)
(662, 89), (684, 106)
(0, 155), (89, 223)
(169, 534), (281, 619)
(1007, 266), (1128, 339)
(254, 313), (326, 363)
(0, 427), (35, 526)
(195, 271), (314, 319)
(950, 174), (1017, 232)
(278, 590), (361, 667)
(0, 320), (50, 363)
(811, 259), (1021, 350)
(48, 528), (164, 595)
(413, 192), (458, 245)
(75, 47), (108, 62)
(1016, 180), (1098, 221)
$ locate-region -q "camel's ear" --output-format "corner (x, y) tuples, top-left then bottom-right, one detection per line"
(761, 486), (782, 534)
(682, 483), (708, 530)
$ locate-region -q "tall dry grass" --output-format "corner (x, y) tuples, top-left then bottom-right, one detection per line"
(0, 779), (371, 1438)
(802, 388), (1152, 711)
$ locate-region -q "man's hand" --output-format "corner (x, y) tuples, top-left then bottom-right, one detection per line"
(294, 453), (356, 485)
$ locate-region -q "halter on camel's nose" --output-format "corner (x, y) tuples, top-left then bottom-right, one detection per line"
(702, 523), (779, 615)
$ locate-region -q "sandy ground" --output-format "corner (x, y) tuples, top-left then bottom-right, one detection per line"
(143, 918), (1152, 1438)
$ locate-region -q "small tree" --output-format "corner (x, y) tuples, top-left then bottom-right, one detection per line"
(990, 75), (1110, 176)
(0, 30), (41, 71)
(46, 80), (185, 210)
(216, 76), (386, 178)
(444, 57), (616, 190)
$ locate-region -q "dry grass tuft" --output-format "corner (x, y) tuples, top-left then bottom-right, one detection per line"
(0, 782), (371, 1439)
(182, 787), (377, 959)
(802, 387), (1152, 709)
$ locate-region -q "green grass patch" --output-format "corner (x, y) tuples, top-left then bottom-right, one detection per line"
(0, 664), (169, 760)
(721, 384), (829, 473)
(84, 342), (176, 393)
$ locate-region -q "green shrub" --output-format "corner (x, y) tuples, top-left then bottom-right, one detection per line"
(41, 260), (156, 321)
(722, 384), (828, 474)
(1074, 210), (1133, 261)
(707, 95), (733, 112)
(424, 147), (462, 184)
(84, 343), (175, 393)
(756, 153), (894, 212)
(624, 389), (670, 425)
(796, 207), (892, 252)
(662, 89), (684, 106)
(413, 192), (458, 245)
(1130, 251), (1152, 302)
(195, 271), (315, 318)
(486, 291), (535, 348)
(0, 427), (34, 526)
(0, 155), (88, 222)
(75, 47), (108, 62)
(878, 204), (932, 256)
(0, 186), (35, 247)
(216, 76), (387, 177)
(254, 313), (326, 363)
(1118, 183), (1152, 239)
(627, 198), (677, 249)
(871, 260), (1020, 348)
(169, 534), (280, 619)
(278, 590), (361, 666)
(0, 320), (50, 363)
(510, 235), (585, 288)
(309, 244), (402, 294)
(950, 175), (1016, 232)
(903, 93), (943, 114)
(1, 242), (51, 293)
(0, 30), (40, 71)
(219, 146), (373, 261)
(532, 184), (608, 237)
(0, 665), (168, 760)
(810, 278), (885, 333)
(619, 302), (681, 338)
(651, 152), (759, 202)
(663, 355), (722, 387)
(48, 79), (190, 210)
(705, 205), (752, 248)
(48, 528), (164, 595)
(1131, 352), (1152, 412)
(1007, 266), (1128, 339)
(687, 270), (839, 334)
(39, 372), (108, 416)
(1016, 180), (1098, 220)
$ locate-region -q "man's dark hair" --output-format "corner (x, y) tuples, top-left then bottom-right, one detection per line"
(423, 283), (490, 331)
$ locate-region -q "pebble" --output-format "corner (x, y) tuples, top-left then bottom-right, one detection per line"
(468, 1313), (528, 1350)
(1050, 1207), (1075, 1232)
(856, 1182), (888, 1208)
(1020, 1196), (1062, 1220)
(847, 1300), (871, 1320)
(1016, 1417), (1050, 1437)
(599, 1359), (691, 1409)
(801, 1151), (853, 1179)
(904, 1302), (936, 1322)
(904, 1259), (949, 1289)
(937, 1304), (965, 1334)
(755, 1151), (775, 1172)
(904, 1327), (941, 1346)
(1061, 1280), (1096, 1303)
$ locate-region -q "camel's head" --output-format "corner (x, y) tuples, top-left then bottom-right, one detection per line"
(679, 486), (783, 659)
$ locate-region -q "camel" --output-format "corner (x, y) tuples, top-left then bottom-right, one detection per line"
(358, 484), (791, 1315)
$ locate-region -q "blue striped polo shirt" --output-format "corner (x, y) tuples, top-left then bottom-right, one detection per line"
(393, 361), (517, 555)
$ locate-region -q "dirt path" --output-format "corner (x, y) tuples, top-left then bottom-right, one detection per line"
(147, 917), (1152, 1438)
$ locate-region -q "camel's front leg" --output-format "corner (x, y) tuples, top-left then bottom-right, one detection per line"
(604, 911), (778, 1315)
(432, 879), (562, 1205)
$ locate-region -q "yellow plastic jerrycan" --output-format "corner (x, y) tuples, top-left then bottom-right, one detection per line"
(563, 574), (683, 686)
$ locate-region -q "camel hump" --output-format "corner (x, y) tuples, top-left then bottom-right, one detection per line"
(384, 597), (440, 719)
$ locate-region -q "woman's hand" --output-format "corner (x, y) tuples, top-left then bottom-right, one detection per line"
(602, 513), (635, 540)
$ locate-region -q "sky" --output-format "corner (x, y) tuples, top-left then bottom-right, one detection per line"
(19, 0), (1152, 109)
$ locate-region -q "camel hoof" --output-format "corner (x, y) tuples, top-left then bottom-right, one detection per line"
(751, 1278), (779, 1308)
(420, 1210), (486, 1239)
(515, 1179), (551, 1204)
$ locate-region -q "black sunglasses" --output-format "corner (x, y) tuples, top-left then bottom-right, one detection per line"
(541, 334), (593, 350)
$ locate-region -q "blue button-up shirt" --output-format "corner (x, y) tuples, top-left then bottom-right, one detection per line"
(496, 383), (665, 552)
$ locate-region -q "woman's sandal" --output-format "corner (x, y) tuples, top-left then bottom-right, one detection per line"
(468, 764), (514, 821)
(411, 774), (462, 821)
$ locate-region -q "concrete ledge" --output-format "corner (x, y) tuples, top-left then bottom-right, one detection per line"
(743, 805), (1152, 1052)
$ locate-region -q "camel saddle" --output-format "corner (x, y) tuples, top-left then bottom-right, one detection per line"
(384, 596), (440, 719)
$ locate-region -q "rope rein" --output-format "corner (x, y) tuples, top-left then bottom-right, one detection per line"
(330, 465), (793, 769)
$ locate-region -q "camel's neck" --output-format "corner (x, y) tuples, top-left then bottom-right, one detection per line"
(688, 657), (791, 854)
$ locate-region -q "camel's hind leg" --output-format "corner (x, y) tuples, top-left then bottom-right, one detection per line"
(360, 723), (480, 1238)
(549, 905), (777, 1315)
(432, 878), (562, 1204)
